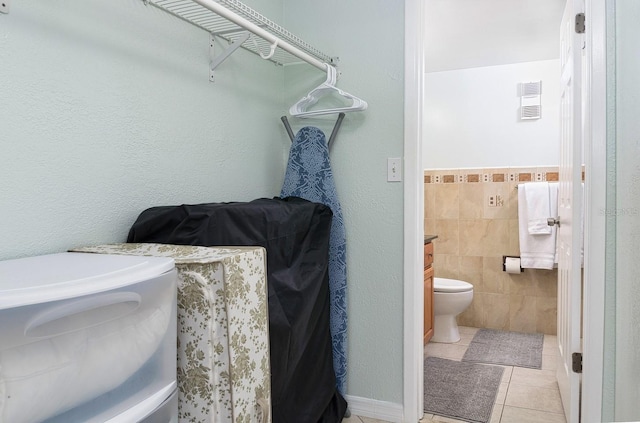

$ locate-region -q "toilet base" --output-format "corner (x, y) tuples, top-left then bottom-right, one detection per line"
(431, 315), (461, 343)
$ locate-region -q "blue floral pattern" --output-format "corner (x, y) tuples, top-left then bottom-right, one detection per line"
(280, 126), (348, 394)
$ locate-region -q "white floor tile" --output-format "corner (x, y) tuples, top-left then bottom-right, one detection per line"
(495, 383), (509, 405)
(490, 404), (504, 423)
(511, 367), (559, 390)
(500, 405), (566, 423)
(425, 342), (467, 360)
(541, 353), (558, 371)
(543, 335), (558, 356)
(430, 415), (468, 423)
(359, 417), (394, 423)
(505, 383), (565, 414)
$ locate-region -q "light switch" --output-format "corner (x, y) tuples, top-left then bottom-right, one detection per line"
(387, 158), (402, 182)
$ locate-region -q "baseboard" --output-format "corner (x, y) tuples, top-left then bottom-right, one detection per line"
(345, 395), (404, 422)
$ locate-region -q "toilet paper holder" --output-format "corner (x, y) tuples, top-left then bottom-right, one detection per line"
(502, 255), (524, 272)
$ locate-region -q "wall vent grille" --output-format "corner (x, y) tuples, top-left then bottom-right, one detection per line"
(519, 81), (542, 120)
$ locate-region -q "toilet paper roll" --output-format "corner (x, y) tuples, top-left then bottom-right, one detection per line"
(504, 257), (522, 274)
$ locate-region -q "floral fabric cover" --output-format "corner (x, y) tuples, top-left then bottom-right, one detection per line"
(71, 243), (271, 423)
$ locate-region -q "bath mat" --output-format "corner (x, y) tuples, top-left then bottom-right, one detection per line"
(462, 329), (544, 369)
(424, 356), (503, 423)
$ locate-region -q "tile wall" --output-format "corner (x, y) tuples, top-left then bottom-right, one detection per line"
(424, 166), (559, 335)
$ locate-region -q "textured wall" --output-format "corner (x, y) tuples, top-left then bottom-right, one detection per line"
(283, 0), (406, 404)
(0, 0), (288, 260)
(0, 0), (408, 410)
(424, 167), (560, 335)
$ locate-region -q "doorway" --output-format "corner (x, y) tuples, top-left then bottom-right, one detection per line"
(406, 1), (640, 422)
(405, 0), (570, 421)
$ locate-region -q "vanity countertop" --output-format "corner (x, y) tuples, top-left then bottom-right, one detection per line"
(424, 235), (438, 244)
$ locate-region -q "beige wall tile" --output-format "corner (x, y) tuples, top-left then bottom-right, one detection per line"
(424, 169), (435, 184)
(434, 220), (459, 255)
(459, 183), (484, 219)
(536, 296), (558, 335)
(460, 219), (509, 257)
(535, 269), (558, 297)
(513, 167), (537, 183)
(433, 254), (460, 279)
(424, 183), (436, 219)
(508, 218), (520, 256)
(424, 166), (558, 335)
(506, 182), (519, 219)
(425, 218), (436, 236)
(483, 293), (510, 330)
(483, 182), (512, 220)
(460, 169), (483, 183)
(509, 295), (537, 333)
(482, 256), (510, 294)
(434, 183), (459, 219)
(483, 168), (509, 182)
(458, 292), (485, 327)
(507, 270), (537, 296)
(458, 255), (483, 290)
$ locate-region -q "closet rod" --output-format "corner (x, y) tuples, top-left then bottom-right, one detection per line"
(190, 0), (327, 72)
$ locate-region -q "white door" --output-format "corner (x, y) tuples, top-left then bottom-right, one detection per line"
(557, 0), (584, 422)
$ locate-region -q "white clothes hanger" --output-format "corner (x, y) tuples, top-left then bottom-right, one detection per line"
(289, 63), (368, 118)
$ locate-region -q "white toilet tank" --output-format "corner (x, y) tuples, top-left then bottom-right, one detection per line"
(0, 252), (178, 423)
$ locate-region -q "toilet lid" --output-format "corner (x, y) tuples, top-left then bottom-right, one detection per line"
(434, 277), (473, 293)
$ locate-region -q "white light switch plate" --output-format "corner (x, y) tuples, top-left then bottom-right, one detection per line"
(387, 158), (402, 182)
(0, 0), (9, 14)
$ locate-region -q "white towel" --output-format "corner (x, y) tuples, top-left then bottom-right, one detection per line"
(525, 182), (552, 235)
(518, 182), (559, 269)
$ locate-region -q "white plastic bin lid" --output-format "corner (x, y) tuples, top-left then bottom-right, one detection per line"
(0, 252), (175, 309)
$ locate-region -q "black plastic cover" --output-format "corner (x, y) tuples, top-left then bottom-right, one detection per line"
(127, 197), (347, 423)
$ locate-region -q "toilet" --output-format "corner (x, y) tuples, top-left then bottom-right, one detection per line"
(432, 277), (474, 343)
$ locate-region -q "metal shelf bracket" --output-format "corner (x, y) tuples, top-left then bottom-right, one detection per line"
(209, 31), (250, 82)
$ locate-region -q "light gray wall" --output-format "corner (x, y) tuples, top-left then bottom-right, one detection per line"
(609, 1), (640, 420)
(0, 0), (288, 260)
(283, 0), (406, 404)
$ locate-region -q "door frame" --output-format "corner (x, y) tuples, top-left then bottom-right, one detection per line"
(402, 1), (607, 421)
(581, 0), (606, 420)
(402, 0), (425, 421)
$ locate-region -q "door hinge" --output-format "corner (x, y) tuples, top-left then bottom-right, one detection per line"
(572, 352), (583, 373)
(575, 13), (586, 34)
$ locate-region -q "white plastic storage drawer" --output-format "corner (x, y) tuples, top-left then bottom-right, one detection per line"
(72, 244), (272, 423)
(0, 252), (178, 423)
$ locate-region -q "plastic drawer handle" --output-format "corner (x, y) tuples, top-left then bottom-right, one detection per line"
(25, 292), (141, 338)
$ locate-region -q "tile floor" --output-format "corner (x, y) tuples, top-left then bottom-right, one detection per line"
(344, 326), (566, 423)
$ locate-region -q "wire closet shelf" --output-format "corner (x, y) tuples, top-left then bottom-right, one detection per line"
(144, 0), (334, 70)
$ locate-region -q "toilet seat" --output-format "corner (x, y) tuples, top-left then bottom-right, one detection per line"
(434, 277), (473, 293)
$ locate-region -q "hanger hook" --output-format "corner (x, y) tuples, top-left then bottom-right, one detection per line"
(252, 36), (278, 60)
(324, 63), (338, 86)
